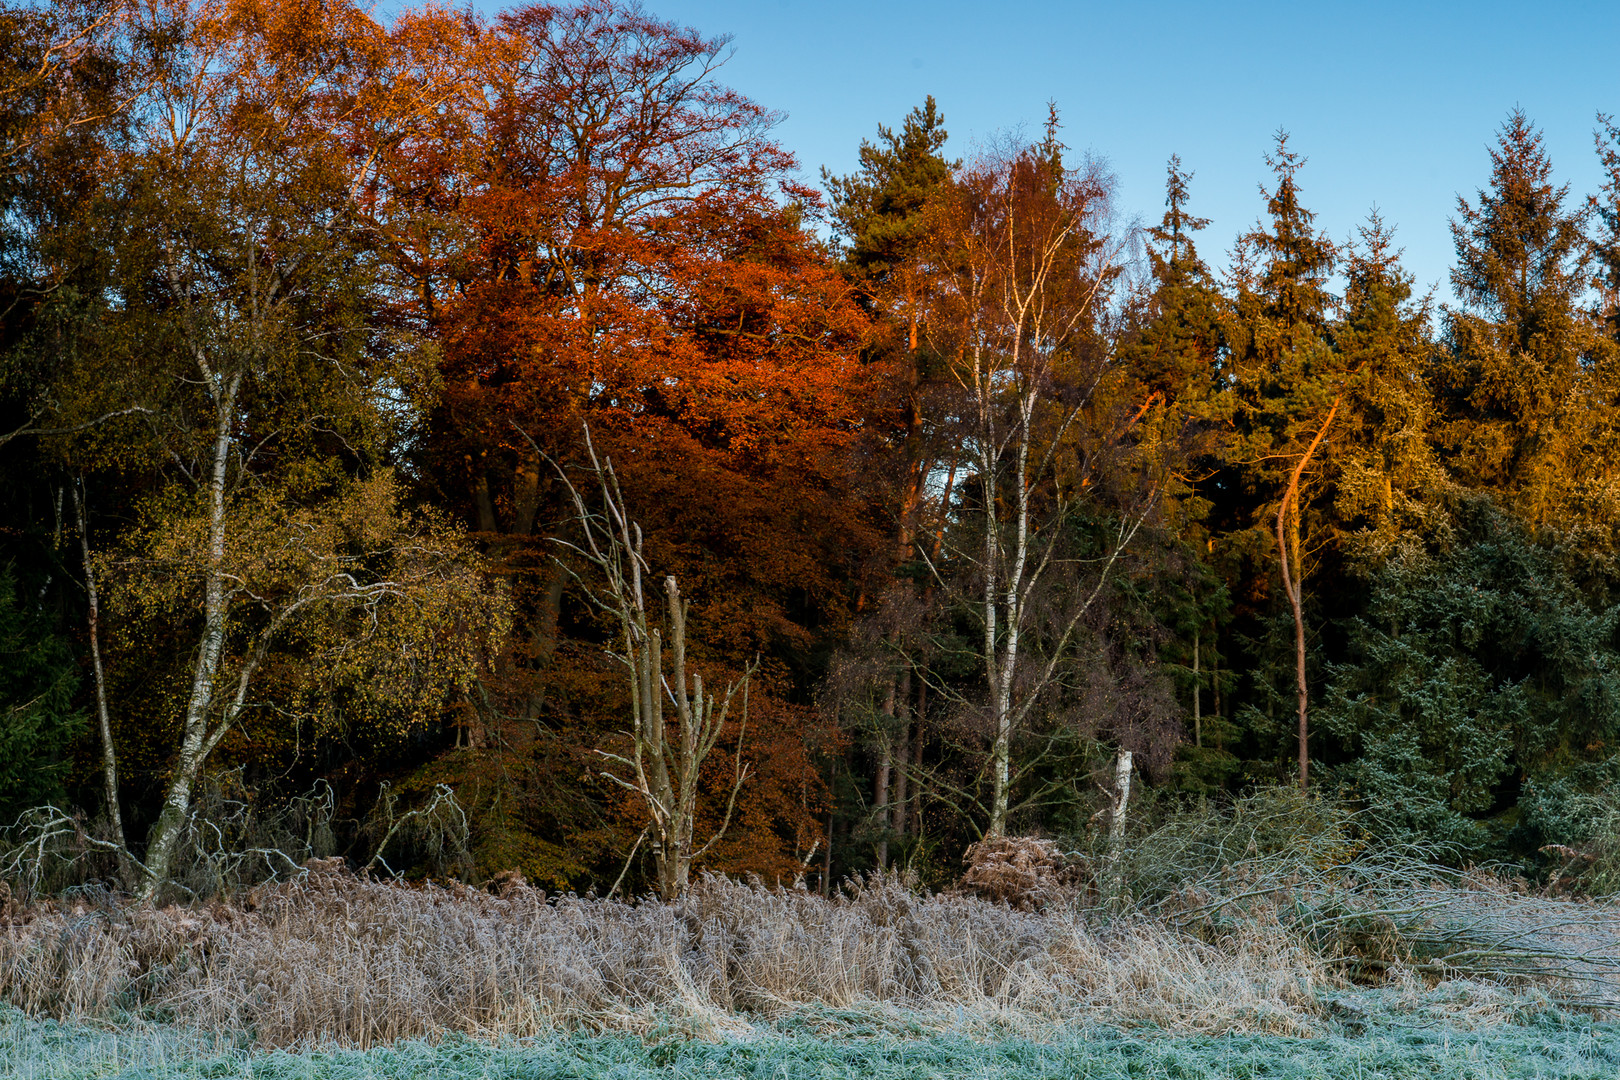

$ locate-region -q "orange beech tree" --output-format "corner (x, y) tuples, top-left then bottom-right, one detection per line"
(349, 0), (875, 886)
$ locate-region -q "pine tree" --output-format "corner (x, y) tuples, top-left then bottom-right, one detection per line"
(825, 96), (954, 347)
(823, 99), (957, 865)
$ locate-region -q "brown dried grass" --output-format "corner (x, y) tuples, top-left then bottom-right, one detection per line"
(0, 862), (1331, 1047)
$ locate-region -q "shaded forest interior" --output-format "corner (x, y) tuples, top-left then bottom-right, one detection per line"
(8, 0), (1620, 901)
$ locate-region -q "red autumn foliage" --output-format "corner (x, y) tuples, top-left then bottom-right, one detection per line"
(345, 0), (879, 886)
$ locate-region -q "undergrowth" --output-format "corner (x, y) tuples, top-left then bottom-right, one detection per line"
(5, 787), (1619, 1054)
(0, 865), (1333, 1045)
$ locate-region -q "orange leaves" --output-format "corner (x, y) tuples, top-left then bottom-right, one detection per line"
(393, 0), (873, 554)
(346, 0), (878, 884)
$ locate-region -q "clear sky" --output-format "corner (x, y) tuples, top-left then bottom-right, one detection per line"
(457, 0), (1620, 302)
(634, 0), (1620, 302)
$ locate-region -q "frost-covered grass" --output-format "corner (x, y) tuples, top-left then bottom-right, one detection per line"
(4, 1008), (1620, 1080)
(0, 869), (1339, 1044)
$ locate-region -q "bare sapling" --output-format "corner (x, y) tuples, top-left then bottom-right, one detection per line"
(70, 480), (136, 889)
(1276, 396), (1342, 793)
(546, 427), (754, 900)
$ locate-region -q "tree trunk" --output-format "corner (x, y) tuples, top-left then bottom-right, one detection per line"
(822, 755), (837, 897)
(989, 688), (1014, 835)
(1103, 747), (1133, 901)
(472, 467), (497, 534)
(893, 669), (912, 840)
(73, 482), (132, 889)
(874, 678), (894, 870)
(1192, 630), (1201, 749)
(140, 384), (240, 902)
(1275, 396), (1341, 794)
(512, 446), (543, 536)
(1286, 516), (1308, 792)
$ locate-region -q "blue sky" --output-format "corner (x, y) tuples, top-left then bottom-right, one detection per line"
(456, 0), (1620, 302)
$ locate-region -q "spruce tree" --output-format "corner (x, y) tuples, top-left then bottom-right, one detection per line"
(1124, 155), (1226, 403)
(1119, 157), (1236, 790)
(1593, 112), (1620, 340)
(1439, 109), (1614, 530)
(1225, 133), (1342, 790)
(1332, 213), (1446, 567)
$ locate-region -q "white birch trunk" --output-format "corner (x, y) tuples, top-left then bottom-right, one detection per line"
(139, 375), (239, 901)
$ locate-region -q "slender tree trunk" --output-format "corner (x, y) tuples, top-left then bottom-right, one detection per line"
(983, 427), (1008, 837)
(822, 757), (836, 897)
(987, 393), (1035, 838)
(912, 677), (928, 833)
(874, 678), (894, 870)
(1276, 397), (1341, 794)
(893, 669), (912, 840)
(988, 690), (1012, 835)
(1192, 630), (1201, 749)
(1287, 511), (1308, 790)
(73, 482), (132, 889)
(141, 384), (240, 901)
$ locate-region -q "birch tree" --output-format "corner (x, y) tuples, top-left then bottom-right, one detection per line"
(65, 0), (508, 900)
(925, 122), (1160, 837)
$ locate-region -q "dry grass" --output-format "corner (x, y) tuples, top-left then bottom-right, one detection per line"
(6, 788), (1617, 1051)
(1107, 791), (1620, 1009)
(0, 861), (1332, 1047)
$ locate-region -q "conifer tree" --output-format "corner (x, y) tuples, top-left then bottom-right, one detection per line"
(1439, 109), (1614, 532)
(824, 99), (957, 865)
(1332, 214), (1446, 566)
(1225, 133), (1341, 790)
(1592, 112), (1620, 340)
(1118, 157), (1233, 786)
(1124, 155), (1226, 404)
(825, 96), (954, 348)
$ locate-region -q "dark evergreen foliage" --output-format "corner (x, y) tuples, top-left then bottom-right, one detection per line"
(0, 570), (83, 821)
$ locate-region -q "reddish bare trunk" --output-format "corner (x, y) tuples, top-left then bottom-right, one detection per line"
(1276, 396), (1341, 793)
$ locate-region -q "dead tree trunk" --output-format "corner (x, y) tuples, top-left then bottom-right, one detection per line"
(551, 429), (753, 899)
(1102, 747), (1133, 902)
